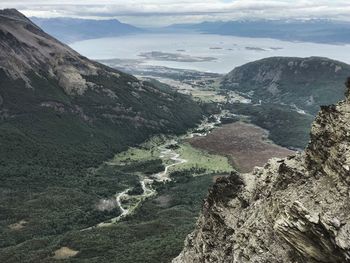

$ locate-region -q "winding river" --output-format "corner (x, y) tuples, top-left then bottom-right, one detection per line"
(93, 113), (223, 228)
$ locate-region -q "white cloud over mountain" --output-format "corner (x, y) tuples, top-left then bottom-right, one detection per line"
(1, 0), (349, 26)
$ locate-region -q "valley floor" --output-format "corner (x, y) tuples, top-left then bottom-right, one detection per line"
(37, 108), (295, 263)
(187, 122), (294, 173)
(1, 63), (313, 263)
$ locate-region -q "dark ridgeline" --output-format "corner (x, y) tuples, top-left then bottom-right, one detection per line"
(31, 17), (145, 43)
(166, 20), (350, 44)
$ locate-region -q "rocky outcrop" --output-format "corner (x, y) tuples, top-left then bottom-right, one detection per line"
(0, 9), (98, 95)
(220, 57), (350, 114)
(174, 79), (350, 263)
(0, 9), (202, 132)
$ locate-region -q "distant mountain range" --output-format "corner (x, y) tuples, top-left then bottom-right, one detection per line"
(31, 17), (144, 43)
(166, 20), (350, 44)
(30, 17), (350, 45)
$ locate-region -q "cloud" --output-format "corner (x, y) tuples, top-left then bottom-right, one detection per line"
(1, 0), (350, 26)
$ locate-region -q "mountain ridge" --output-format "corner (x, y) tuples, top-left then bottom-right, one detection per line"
(31, 16), (144, 43)
(165, 19), (350, 44)
(220, 56), (350, 114)
(0, 9), (202, 248)
(174, 79), (350, 262)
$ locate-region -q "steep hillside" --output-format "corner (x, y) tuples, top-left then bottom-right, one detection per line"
(174, 79), (350, 262)
(223, 103), (314, 149)
(221, 57), (350, 114)
(31, 17), (144, 43)
(0, 8), (202, 248)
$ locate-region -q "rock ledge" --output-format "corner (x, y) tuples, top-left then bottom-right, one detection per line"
(174, 79), (350, 263)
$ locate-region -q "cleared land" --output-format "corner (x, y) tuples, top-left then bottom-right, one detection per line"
(189, 90), (226, 103)
(187, 122), (295, 173)
(169, 143), (233, 174)
(53, 247), (79, 260)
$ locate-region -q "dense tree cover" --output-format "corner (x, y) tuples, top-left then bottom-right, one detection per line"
(225, 103), (314, 149)
(0, 169), (217, 263)
(0, 66), (203, 256)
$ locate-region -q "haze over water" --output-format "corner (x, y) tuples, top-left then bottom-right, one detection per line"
(71, 33), (350, 73)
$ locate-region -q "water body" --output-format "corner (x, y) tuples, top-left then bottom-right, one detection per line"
(70, 33), (350, 73)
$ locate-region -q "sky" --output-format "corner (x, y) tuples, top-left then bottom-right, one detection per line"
(0, 0), (350, 27)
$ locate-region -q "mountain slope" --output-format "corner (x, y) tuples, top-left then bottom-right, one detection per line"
(0, 8), (202, 248)
(31, 17), (144, 43)
(220, 57), (350, 114)
(174, 80), (350, 262)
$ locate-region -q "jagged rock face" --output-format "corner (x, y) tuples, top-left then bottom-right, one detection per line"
(174, 81), (350, 263)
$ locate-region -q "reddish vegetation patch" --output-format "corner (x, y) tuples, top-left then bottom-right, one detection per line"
(187, 122), (295, 173)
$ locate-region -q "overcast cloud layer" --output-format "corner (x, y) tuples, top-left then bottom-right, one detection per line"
(1, 0), (350, 27)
